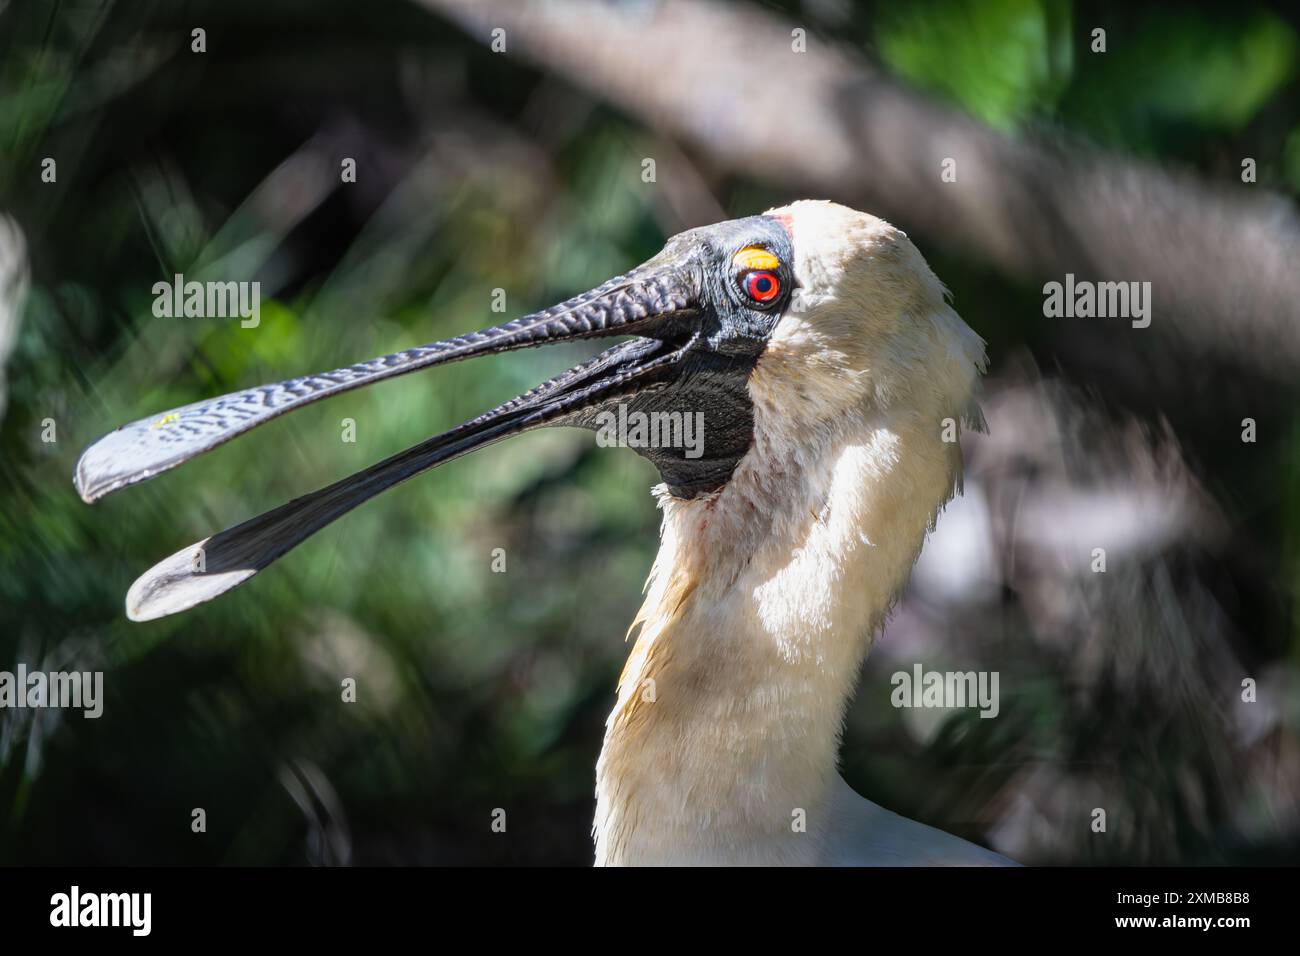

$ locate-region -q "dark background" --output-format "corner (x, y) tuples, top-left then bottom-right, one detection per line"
(1, 0), (1298, 865)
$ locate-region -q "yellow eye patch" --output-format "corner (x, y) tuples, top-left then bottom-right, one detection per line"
(149, 413), (180, 430)
(732, 246), (780, 272)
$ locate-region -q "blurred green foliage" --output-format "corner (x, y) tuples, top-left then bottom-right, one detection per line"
(874, 0), (1075, 130)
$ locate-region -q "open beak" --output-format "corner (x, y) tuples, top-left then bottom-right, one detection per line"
(76, 255), (703, 622)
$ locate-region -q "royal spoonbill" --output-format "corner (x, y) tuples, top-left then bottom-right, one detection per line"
(76, 200), (1014, 866)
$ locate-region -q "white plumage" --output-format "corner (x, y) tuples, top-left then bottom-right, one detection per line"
(594, 201), (1011, 865)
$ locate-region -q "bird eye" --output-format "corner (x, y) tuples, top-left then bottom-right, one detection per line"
(743, 270), (781, 304)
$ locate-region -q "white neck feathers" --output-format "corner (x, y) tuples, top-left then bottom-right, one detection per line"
(593, 402), (967, 865)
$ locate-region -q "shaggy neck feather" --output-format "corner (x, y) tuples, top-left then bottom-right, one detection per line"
(592, 402), (963, 865)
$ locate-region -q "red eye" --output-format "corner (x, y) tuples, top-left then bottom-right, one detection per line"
(744, 271), (781, 303)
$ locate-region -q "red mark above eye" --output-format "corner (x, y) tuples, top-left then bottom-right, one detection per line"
(745, 271), (780, 303)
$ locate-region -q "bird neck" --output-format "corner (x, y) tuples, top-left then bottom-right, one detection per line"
(593, 406), (965, 865)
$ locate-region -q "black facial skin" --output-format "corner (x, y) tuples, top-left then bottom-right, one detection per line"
(564, 214), (795, 498)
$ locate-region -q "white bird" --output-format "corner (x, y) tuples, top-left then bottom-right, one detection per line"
(75, 200), (1013, 866)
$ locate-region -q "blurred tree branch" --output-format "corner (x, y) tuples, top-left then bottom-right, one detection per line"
(420, 0), (1300, 379)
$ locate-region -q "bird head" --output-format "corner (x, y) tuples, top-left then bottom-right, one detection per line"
(75, 201), (984, 620)
(749, 200), (986, 454)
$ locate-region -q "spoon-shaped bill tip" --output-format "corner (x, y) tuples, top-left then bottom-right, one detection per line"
(125, 537), (256, 622)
